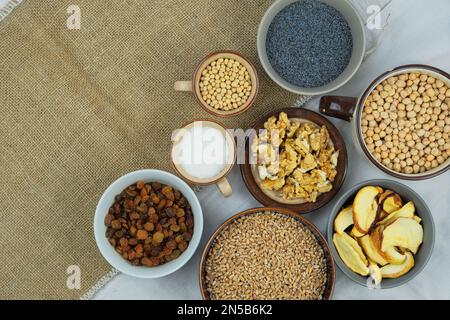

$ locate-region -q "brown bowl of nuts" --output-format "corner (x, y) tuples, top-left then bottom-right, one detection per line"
(174, 50), (259, 117)
(320, 64), (450, 180)
(240, 108), (348, 213)
(94, 169), (203, 278)
(199, 207), (335, 300)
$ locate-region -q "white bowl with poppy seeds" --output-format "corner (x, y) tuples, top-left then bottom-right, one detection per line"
(94, 169), (203, 278)
(257, 0), (366, 95)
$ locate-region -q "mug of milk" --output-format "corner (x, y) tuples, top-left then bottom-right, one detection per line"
(170, 120), (236, 197)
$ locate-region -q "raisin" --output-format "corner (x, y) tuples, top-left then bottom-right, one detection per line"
(136, 180), (145, 190)
(161, 186), (175, 201)
(150, 246), (161, 257)
(135, 244), (144, 254)
(104, 214), (114, 227)
(182, 232), (192, 241)
(141, 257), (153, 267)
(144, 222), (154, 232)
(136, 229), (148, 240)
(166, 207), (176, 217)
(114, 230), (124, 238)
(152, 231), (164, 243)
(176, 208), (185, 217)
(166, 240), (177, 250)
(150, 193), (160, 205)
(111, 219), (121, 229)
(151, 182), (162, 191)
(157, 199), (166, 210)
(129, 212), (140, 220)
(178, 240), (188, 252)
(126, 189), (137, 197)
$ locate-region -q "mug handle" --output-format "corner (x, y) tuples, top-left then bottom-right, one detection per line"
(174, 81), (193, 92)
(216, 177), (232, 197)
(319, 96), (358, 122)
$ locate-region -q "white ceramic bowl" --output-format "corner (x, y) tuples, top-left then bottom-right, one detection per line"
(94, 169), (203, 278)
(257, 0), (366, 95)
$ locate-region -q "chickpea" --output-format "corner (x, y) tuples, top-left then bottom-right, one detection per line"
(404, 166), (414, 174)
(407, 111), (416, 118)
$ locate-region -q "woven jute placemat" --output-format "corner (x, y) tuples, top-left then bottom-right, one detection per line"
(0, 0), (305, 299)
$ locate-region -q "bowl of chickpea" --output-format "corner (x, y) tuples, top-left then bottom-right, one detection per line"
(320, 64), (450, 180)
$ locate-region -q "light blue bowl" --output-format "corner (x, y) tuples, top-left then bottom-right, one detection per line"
(327, 179), (435, 289)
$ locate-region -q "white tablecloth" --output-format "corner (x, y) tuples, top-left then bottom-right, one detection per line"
(94, 0), (450, 300)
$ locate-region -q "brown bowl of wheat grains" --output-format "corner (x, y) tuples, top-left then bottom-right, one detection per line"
(199, 207), (335, 300)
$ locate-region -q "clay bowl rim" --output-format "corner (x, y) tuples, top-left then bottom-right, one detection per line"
(198, 206), (336, 300)
(192, 50), (260, 118)
(240, 107), (348, 214)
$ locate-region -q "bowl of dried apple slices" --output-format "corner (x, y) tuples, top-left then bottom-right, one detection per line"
(327, 179), (435, 289)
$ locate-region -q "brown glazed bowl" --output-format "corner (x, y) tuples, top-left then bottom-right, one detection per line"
(320, 64), (450, 180)
(199, 207), (336, 300)
(240, 108), (348, 214)
(174, 50), (259, 118)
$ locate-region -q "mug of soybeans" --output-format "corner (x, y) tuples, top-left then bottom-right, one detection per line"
(320, 64), (450, 180)
(174, 50), (259, 117)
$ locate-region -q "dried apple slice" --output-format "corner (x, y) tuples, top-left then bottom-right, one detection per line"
(334, 206), (353, 234)
(333, 233), (369, 276)
(341, 232), (367, 264)
(381, 252), (415, 278)
(382, 217), (423, 254)
(350, 226), (365, 238)
(359, 235), (388, 266)
(353, 186), (382, 234)
(378, 201), (415, 226)
(382, 192), (403, 214)
(369, 263), (382, 285)
(383, 246), (407, 264)
(371, 226), (406, 264)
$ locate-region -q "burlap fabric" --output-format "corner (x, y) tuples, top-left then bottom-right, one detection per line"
(0, 0), (303, 299)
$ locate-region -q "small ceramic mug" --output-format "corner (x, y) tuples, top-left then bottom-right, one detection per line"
(174, 50), (259, 117)
(170, 120), (236, 197)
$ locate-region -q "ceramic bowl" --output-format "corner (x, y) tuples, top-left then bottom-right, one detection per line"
(199, 207), (335, 299)
(320, 64), (450, 180)
(94, 169), (203, 278)
(257, 0), (365, 95)
(326, 179), (435, 289)
(240, 107), (347, 213)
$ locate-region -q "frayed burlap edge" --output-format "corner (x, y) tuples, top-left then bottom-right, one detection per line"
(80, 95), (312, 300)
(0, 0), (23, 22)
(80, 268), (120, 300)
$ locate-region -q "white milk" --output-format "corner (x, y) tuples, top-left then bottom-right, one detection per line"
(173, 124), (231, 181)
